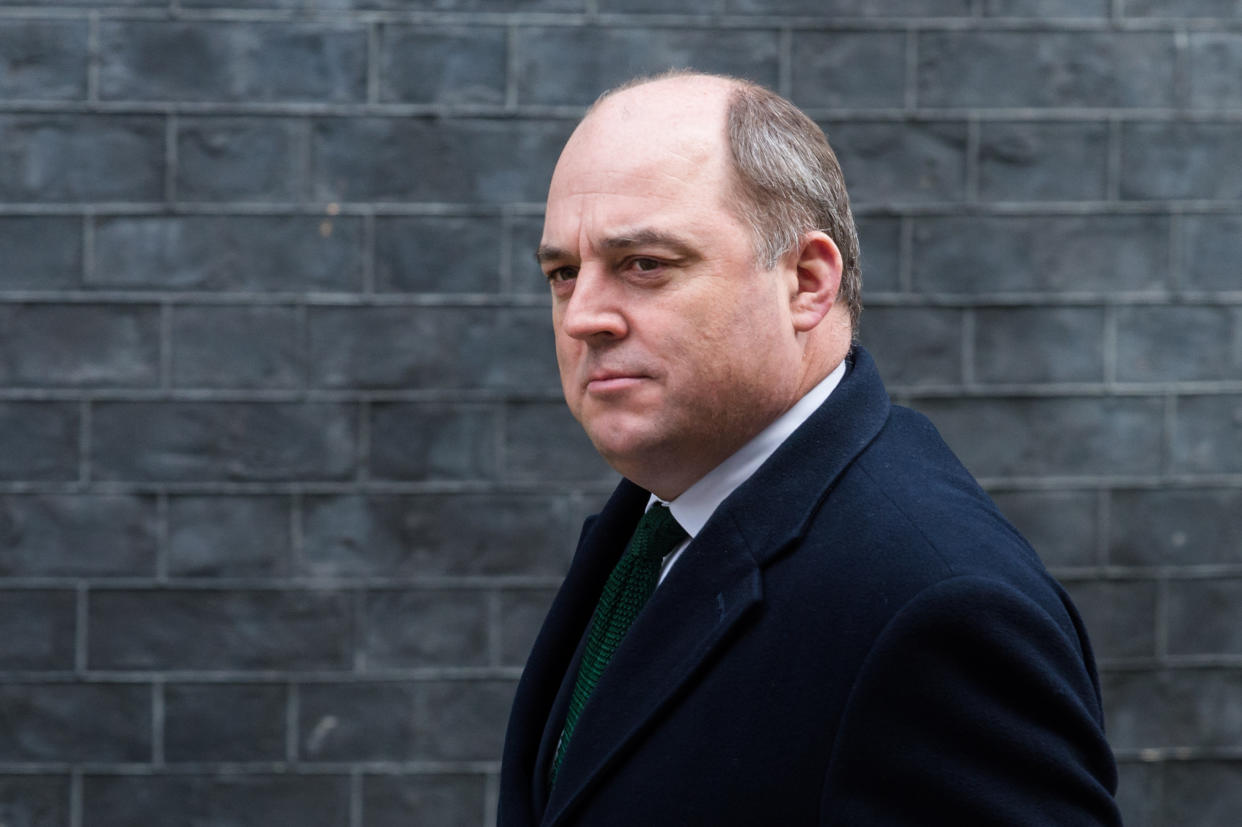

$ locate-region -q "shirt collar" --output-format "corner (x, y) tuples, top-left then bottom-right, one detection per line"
(650, 359), (848, 537)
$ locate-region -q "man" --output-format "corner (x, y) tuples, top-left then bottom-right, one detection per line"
(500, 71), (1121, 826)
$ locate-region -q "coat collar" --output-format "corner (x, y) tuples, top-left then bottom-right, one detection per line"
(503, 346), (892, 827)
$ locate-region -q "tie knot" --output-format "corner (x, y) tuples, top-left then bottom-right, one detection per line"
(631, 503), (688, 564)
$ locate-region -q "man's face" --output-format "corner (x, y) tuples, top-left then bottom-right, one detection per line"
(538, 79), (804, 498)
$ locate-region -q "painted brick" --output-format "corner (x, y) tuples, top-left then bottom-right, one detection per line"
(1121, 122), (1242, 200)
(516, 27), (779, 107)
(413, 680), (513, 761)
(299, 683), (416, 761)
(163, 683), (286, 762)
(1171, 394), (1242, 474)
(911, 215), (1169, 293)
(81, 775), (350, 827)
(0, 590), (76, 671)
(981, 0), (1109, 14)
(855, 217), (901, 293)
(504, 402), (619, 483)
(974, 307), (1106, 384)
(362, 774), (487, 827)
(499, 588), (557, 666)
(823, 119), (967, 205)
(1183, 214), (1242, 291)
(0, 775), (70, 827)
(99, 21), (366, 103)
(0, 684), (150, 762)
(350, 0), (582, 8)
(92, 215), (362, 291)
(1117, 306), (1242, 383)
(167, 496), (292, 578)
(176, 118), (305, 202)
(918, 32), (1175, 108)
(911, 396), (1165, 477)
(1116, 762), (1159, 827)
(310, 117), (573, 204)
(1160, 762), (1242, 827)
(301, 494), (575, 577)
(375, 216), (503, 293)
(508, 215), (551, 295)
(1109, 488), (1242, 567)
(857, 307), (963, 387)
(790, 32), (906, 110)
(0, 115), (164, 202)
(0, 494), (157, 577)
(1167, 579), (1242, 656)
(990, 489), (1099, 568)
(1061, 579), (1157, 661)
(379, 25), (506, 105)
(1104, 668), (1242, 751)
(0, 403), (79, 482)
(978, 121), (1109, 202)
(0, 304), (160, 388)
(1189, 34), (1242, 109)
(33, 0), (168, 5)
(368, 403), (498, 481)
(0, 20), (88, 100)
(91, 402), (356, 482)
(307, 306), (558, 390)
(171, 305), (303, 389)
(726, 0), (970, 13)
(361, 589), (490, 668)
(88, 589), (353, 671)
(1125, 0), (1242, 16)
(0, 217), (83, 289)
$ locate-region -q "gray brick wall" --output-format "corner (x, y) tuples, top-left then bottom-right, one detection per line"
(0, 2), (1239, 825)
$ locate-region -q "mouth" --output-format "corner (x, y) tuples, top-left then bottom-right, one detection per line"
(585, 371), (649, 394)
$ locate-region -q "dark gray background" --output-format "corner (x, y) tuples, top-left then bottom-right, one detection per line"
(2, 1), (1241, 825)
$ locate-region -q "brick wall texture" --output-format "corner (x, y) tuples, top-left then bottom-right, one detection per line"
(1, 1), (1240, 825)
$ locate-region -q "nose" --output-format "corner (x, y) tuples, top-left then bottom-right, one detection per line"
(558, 265), (628, 342)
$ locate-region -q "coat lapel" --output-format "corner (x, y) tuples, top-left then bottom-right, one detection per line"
(543, 509), (764, 826)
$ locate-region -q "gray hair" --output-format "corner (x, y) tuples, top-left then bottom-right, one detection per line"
(594, 71), (863, 333)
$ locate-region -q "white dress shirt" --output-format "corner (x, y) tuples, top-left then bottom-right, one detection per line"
(649, 359), (848, 584)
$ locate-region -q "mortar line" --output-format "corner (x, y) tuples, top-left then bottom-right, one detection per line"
(505, 23), (520, 110)
(1106, 116), (1123, 202)
(165, 113), (178, 205)
(78, 399), (92, 485)
(1096, 487), (1111, 568)
(151, 679), (165, 766)
(70, 770), (83, 827)
(156, 491), (170, 582)
(86, 12), (100, 103)
(350, 769), (364, 827)
(904, 27), (918, 112)
(367, 22), (381, 105)
(75, 582), (89, 676)
(778, 27), (793, 100)
(361, 209), (376, 295)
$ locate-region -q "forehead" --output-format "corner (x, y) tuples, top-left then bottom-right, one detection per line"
(543, 80), (736, 247)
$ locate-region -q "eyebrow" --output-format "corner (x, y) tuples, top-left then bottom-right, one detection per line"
(534, 229), (698, 265)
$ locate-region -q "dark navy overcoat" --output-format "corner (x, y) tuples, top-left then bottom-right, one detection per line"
(499, 347), (1121, 826)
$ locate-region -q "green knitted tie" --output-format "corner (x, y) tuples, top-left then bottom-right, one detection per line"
(548, 503), (688, 790)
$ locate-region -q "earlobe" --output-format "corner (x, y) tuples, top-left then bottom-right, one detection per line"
(790, 231), (843, 333)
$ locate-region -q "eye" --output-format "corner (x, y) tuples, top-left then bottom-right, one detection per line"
(545, 266), (578, 283)
(630, 257), (662, 273)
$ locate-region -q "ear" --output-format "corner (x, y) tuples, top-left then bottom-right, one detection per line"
(788, 231), (843, 333)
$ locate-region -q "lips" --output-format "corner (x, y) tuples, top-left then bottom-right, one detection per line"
(585, 369), (649, 393)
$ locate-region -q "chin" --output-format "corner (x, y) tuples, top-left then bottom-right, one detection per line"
(584, 420), (664, 475)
